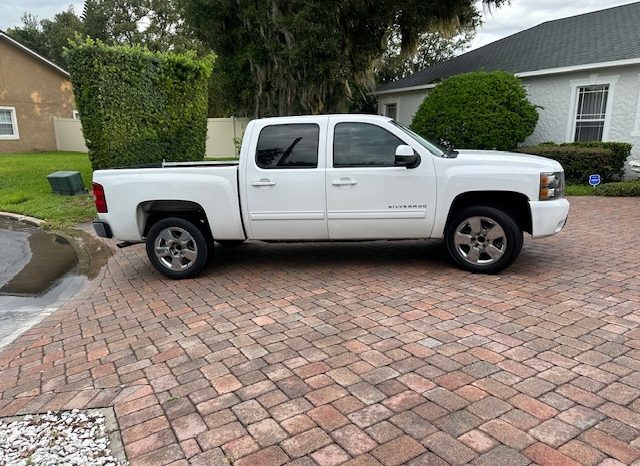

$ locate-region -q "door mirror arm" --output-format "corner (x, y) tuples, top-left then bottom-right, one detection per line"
(394, 145), (421, 168)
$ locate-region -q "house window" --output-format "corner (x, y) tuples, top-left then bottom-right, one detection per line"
(574, 84), (609, 142)
(384, 103), (398, 120)
(0, 107), (19, 140)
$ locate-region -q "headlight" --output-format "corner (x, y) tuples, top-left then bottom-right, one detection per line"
(539, 172), (564, 200)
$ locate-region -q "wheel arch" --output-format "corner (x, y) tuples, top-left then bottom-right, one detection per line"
(137, 200), (213, 241)
(445, 191), (532, 235)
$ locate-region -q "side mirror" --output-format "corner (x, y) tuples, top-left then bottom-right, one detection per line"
(394, 145), (421, 168)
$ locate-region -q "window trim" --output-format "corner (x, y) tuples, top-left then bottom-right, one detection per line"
(384, 102), (398, 121)
(574, 84), (609, 142)
(565, 74), (618, 142)
(0, 106), (19, 140)
(255, 123), (320, 170)
(631, 73), (640, 137)
(332, 121), (405, 168)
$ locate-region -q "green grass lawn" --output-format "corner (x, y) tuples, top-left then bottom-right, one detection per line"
(0, 152), (95, 227)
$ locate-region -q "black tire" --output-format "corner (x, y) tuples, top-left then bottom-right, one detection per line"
(445, 206), (523, 274)
(146, 217), (209, 279)
(216, 240), (245, 247)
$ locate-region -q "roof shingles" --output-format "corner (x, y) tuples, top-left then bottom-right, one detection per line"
(377, 2), (640, 91)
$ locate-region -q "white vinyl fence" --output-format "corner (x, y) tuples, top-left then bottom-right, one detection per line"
(206, 117), (250, 158)
(53, 118), (88, 153)
(53, 116), (251, 158)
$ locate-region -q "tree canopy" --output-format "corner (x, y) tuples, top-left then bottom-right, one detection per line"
(6, 1), (202, 70)
(376, 25), (476, 85)
(7, 0), (507, 117)
(182, 0), (507, 117)
(6, 10), (83, 68)
(81, 0), (202, 52)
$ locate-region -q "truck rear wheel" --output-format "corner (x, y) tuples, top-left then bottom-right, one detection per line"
(445, 206), (523, 274)
(146, 217), (209, 279)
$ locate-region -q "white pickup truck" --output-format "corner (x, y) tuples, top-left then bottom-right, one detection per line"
(92, 114), (569, 279)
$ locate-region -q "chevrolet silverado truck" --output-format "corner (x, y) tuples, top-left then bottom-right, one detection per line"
(92, 114), (569, 279)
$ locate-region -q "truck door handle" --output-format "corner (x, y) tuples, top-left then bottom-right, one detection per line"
(251, 179), (276, 187)
(332, 178), (357, 186)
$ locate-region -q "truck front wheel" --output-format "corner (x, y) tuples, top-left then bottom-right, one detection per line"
(445, 206), (523, 274)
(146, 217), (209, 279)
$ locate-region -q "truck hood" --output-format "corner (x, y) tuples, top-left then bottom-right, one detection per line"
(453, 149), (563, 172)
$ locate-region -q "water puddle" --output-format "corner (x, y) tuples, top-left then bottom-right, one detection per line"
(1, 220), (77, 295)
(0, 217), (111, 347)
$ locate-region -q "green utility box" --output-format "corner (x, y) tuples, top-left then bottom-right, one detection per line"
(46, 171), (85, 195)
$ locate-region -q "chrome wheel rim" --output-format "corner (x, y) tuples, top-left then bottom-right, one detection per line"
(453, 216), (506, 266)
(154, 227), (198, 271)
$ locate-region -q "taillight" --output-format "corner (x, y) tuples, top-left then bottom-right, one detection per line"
(92, 182), (108, 213)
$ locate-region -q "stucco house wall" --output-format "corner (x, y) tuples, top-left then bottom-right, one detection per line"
(376, 65), (640, 166)
(377, 88), (431, 127)
(0, 37), (76, 153)
(522, 65), (640, 161)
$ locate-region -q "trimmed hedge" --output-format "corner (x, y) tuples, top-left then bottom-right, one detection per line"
(410, 71), (538, 151)
(595, 179), (640, 196)
(518, 142), (631, 183)
(66, 39), (213, 170)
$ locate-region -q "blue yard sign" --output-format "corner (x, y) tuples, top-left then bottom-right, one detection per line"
(589, 174), (601, 187)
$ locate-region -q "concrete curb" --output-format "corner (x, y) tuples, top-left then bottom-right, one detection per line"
(0, 212), (47, 226)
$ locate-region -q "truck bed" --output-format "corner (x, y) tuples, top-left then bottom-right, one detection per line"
(93, 163), (245, 242)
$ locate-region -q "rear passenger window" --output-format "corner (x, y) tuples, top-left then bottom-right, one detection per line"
(256, 124), (319, 169)
(333, 122), (404, 167)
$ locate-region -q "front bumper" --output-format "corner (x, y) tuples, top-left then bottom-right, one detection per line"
(93, 221), (113, 238)
(529, 198), (570, 238)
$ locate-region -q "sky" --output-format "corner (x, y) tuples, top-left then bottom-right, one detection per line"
(0, 1), (83, 30)
(469, 0), (640, 50)
(1, 0), (639, 47)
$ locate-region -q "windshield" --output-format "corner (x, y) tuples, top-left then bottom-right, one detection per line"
(392, 122), (447, 157)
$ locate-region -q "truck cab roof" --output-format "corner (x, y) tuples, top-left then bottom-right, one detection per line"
(253, 114), (393, 124)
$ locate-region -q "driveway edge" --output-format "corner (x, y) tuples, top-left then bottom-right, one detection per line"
(0, 212), (47, 226)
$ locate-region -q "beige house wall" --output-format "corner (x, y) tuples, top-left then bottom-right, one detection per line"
(0, 39), (75, 153)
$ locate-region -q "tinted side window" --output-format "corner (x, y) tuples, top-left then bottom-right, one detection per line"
(333, 122), (404, 167)
(256, 124), (319, 169)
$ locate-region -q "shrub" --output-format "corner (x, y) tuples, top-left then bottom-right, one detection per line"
(66, 39), (213, 170)
(410, 71), (538, 151)
(594, 179), (640, 196)
(518, 142), (631, 183)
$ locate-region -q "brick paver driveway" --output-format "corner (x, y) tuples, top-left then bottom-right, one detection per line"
(1, 197), (639, 466)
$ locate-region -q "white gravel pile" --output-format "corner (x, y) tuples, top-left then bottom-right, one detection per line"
(0, 410), (126, 466)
